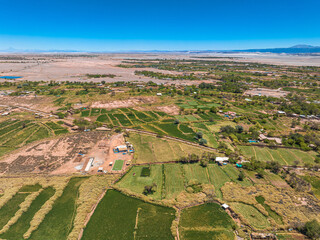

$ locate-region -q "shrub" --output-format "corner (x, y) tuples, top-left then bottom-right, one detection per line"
(143, 183), (157, 195)
(300, 219), (320, 239)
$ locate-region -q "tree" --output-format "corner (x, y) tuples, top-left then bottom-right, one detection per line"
(143, 183), (157, 195)
(301, 220), (320, 239)
(235, 125), (244, 133)
(238, 171), (245, 181)
(196, 131), (203, 139)
(293, 160), (300, 167)
(220, 125), (235, 134)
(174, 119), (180, 124)
(199, 138), (207, 145)
(267, 161), (282, 174)
(256, 168), (265, 179)
(200, 157), (209, 167)
(210, 106), (217, 113)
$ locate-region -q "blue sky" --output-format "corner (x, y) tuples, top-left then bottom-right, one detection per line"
(0, 0), (319, 51)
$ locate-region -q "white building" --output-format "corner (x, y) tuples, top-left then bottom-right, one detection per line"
(215, 157), (229, 163)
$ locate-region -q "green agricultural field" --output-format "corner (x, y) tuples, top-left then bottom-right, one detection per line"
(244, 170), (269, 184)
(207, 121), (236, 132)
(128, 133), (208, 164)
(0, 120), (53, 157)
(0, 193), (29, 230)
(179, 203), (235, 240)
(0, 187), (55, 240)
(207, 164), (231, 198)
(81, 110), (90, 117)
(231, 202), (270, 229)
(255, 196), (283, 225)
(238, 146), (317, 166)
(264, 170), (289, 188)
(90, 108), (101, 116)
(112, 160), (124, 171)
(303, 176), (320, 199)
(117, 165), (163, 200)
(19, 183), (42, 192)
(117, 163), (233, 200)
(221, 165), (253, 187)
(45, 121), (69, 135)
(96, 114), (111, 123)
(183, 164), (211, 184)
(82, 190), (175, 240)
(163, 164), (185, 199)
(30, 177), (86, 240)
(155, 123), (195, 141)
(113, 113), (132, 126)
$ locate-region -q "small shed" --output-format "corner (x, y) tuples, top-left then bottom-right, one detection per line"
(156, 93), (162, 96)
(115, 145), (128, 152)
(215, 157), (229, 164)
(222, 203), (229, 209)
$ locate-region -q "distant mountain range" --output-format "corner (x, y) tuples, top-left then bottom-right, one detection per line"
(232, 45), (320, 54)
(0, 45), (320, 54)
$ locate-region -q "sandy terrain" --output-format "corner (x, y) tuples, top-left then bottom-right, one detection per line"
(0, 130), (132, 175)
(156, 105), (180, 115)
(91, 96), (158, 109)
(195, 52), (320, 66)
(0, 132), (106, 174)
(1, 53), (318, 86)
(244, 88), (289, 98)
(0, 95), (58, 113)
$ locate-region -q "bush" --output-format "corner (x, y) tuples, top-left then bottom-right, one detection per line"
(199, 138), (207, 145)
(143, 183), (157, 195)
(238, 171), (245, 181)
(300, 219), (320, 239)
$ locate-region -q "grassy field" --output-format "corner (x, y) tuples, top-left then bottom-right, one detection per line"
(82, 190), (175, 240)
(302, 175), (320, 199)
(179, 203), (235, 240)
(231, 202), (270, 229)
(0, 193), (29, 230)
(30, 177), (86, 240)
(128, 133), (209, 164)
(0, 119), (65, 157)
(255, 196), (283, 225)
(116, 165), (163, 200)
(45, 121), (69, 135)
(221, 165), (253, 187)
(0, 187), (55, 240)
(112, 160), (124, 171)
(163, 164), (185, 199)
(207, 164), (231, 198)
(238, 146), (317, 165)
(117, 163), (245, 200)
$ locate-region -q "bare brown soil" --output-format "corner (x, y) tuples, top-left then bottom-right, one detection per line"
(156, 105), (180, 115)
(0, 132), (106, 174)
(0, 95), (58, 113)
(91, 96), (157, 109)
(244, 88), (289, 98)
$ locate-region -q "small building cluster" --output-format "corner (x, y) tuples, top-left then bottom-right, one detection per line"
(114, 142), (134, 154)
(259, 134), (282, 144)
(215, 157), (229, 165)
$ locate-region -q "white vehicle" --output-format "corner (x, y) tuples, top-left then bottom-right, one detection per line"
(109, 162), (113, 166)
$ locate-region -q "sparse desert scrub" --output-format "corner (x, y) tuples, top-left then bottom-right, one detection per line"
(221, 182), (320, 227)
(0, 189), (42, 234)
(175, 191), (208, 209)
(170, 207), (179, 238)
